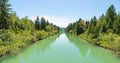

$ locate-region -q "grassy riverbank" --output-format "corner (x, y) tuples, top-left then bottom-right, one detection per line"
(79, 33), (120, 56)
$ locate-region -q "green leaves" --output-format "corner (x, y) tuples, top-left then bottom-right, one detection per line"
(0, 0), (11, 29)
(0, 0), (61, 57)
(66, 18), (87, 35)
(106, 5), (116, 30)
(66, 4), (120, 55)
(66, 5), (120, 36)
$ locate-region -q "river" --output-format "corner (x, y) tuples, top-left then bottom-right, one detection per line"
(0, 33), (120, 63)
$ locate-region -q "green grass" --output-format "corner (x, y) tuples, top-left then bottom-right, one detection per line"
(79, 33), (120, 56)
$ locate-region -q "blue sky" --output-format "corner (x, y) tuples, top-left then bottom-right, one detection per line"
(9, 0), (120, 27)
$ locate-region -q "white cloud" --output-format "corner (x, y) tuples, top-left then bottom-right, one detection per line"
(30, 16), (74, 27)
(43, 16), (72, 27)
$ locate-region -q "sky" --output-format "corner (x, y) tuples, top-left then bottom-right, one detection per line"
(9, 0), (120, 27)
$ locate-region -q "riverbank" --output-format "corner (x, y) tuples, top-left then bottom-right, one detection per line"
(0, 29), (61, 58)
(66, 5), (120, 57)
(79, 33), (120, 57)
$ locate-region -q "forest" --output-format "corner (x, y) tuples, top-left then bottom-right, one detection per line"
(66, 5), (120, 56)
(0, 0), (60, 57)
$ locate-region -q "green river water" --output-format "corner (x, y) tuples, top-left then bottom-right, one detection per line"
(0, 33), (120, 63)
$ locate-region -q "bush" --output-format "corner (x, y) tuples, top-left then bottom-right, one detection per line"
(36, 30), (49, 40)
(0, 28), (59, 57)
(0, 39), (2, 45)
(0, 30), (16, 45)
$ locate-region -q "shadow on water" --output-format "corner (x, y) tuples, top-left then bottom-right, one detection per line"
(66, 33), (120, 63)
(0, 33), (61, 63)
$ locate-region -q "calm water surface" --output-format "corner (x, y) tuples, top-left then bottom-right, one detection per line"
(0, 33), (120, 63)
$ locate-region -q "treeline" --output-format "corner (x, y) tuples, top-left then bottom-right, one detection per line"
(66, 5), (120, 56)
(0, 0), (60, 57)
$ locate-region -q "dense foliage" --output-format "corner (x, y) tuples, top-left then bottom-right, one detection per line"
(0, 0), (60, 57)
(66, 5), (120, 55)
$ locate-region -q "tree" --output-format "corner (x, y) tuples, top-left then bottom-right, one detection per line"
(66, 23), (73, 32)
(8, 12), (19, 31)
(35, 16), (41, 30)
(85, 20), (89, 29)
(40, 17), (47, 30)
(46, 20), (49, 25)
(76, 19), (86, 35)
(105, 5), (116, 29)
(87, 16), (97, 34)
(19, 16), (34, 30)
(98, 14), (107, 33)
(0, 0), (12, 29)
(113, 12), (120, 34)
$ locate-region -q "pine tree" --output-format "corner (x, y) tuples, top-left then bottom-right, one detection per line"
(105, 5), (116, 30)
(0, 0), (11, 29)
(76, 19), (86, 35)
(113, 12), (120, 34)
(87, 16), (97, 34)
(98, 14), (107, 33)
(35, 16), (41, 30)
(40, 17), (46, 30)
